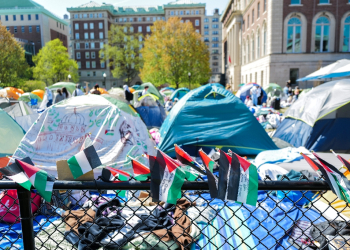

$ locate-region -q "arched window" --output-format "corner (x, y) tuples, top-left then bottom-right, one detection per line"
(257, 29), (260, 58)
(247, 38), (250, 63)
(252, 34), (255, 60)
(287, 17), (301, 53)
(343, 16), (350, 52)
(315, 16), (330, 52)
(263, 25), (267, 56)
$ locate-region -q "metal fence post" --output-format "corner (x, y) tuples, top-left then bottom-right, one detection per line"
(17, 186), (35, 250)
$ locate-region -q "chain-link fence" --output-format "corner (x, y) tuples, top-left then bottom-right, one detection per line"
(1, 175), (350, 250)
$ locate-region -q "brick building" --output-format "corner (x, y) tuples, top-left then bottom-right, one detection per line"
(0, 0), (68, 61)
(67, 0), (212, 89)
(221, 0), (350, 90)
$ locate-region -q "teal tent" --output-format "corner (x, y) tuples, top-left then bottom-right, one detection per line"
(170, 88), (190, 101)
(0, 108), (25, 157)
(138, 83), (164, 104)
(158, 84), (278, 156)
(208, 83), (224, 89)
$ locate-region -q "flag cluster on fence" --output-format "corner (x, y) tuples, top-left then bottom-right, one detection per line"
(0, 157), (54, 202)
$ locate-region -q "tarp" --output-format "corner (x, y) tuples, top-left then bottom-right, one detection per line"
(274, 79), (350, 151)
(158, 84), (277, 156)
(235, 83), (267, 103)
(11, 95), (156, 178)
(170, 88), (190, 101)
(297, 59), (350, 81)
(0, 109), (25, 157)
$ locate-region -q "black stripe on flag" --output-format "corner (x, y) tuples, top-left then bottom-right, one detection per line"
(207, 169), (218, 199)
(175, 151), (206, 175)
(227, 153), (241, 201)
(101, 168), (115, 182)
(84, 145), (102, 169)
(0, 162), (24, 177)
(149, 151), (166, 202)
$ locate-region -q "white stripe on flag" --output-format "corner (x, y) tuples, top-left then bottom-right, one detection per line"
(237, 166), (249, 204)
(45, 181), (54, 192)
(159, 167), (176, 202)
(225, 164), (232, 201)
(327, 172), (342, 198)
(75, 151), (93, 175)
(29, 173), (36, 186)
(11, 172), (30, 184)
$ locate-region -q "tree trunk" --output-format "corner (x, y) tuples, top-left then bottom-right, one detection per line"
(176, 82), (179, 89)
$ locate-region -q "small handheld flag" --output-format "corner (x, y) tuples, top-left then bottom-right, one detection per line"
(199, 149), (218, 198)
(128, 155), (151, 181)
(67, 145), (102, 179)
(0, 159), (32, 191)
(174, 144), (206, 175)
(331, 149), (350, 174)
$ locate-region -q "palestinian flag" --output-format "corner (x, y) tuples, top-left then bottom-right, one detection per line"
(217, 150), (258, 206)
(233, 153), (258, 207)
(149, 150), (186, 204)
(302, 153), (350, 202)
(80, 134), (93, 151)
(174, 144), (206, 175)
(313, 152), (350, 203)
(0, 158), (32, 191)
(131, 157), (151, 181)
(67, 145), (102, 179)
(16, 159), (55, 202)
(101, 166), (130, 182)
(199, 149), (218, 198)
(331, 150), (350, 175)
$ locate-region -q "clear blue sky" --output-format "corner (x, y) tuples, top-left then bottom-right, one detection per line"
(34, 0), (228, 19)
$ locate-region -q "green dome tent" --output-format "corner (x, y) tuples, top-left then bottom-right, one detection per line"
(158, 84), (278, 156)
(138, 83), (164, 104)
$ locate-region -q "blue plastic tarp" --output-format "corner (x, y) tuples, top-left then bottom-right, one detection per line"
(136, 105), (166, 128)
(159, 85), (277, 156)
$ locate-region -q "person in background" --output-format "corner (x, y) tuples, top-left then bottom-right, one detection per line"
(288, 87), (293, 96)
(286, 80), (291, 88)
(62, 87), (69, 99)
(123, 85), (133, 103)
(173, 98), (179, 106)
(250, 85), (258, 106)
(165, 99), (173, 112)
(45, 87), (53, 107)
(55, 89), (65, 104)
(142, 86), (149, 96)
(91, 84), (101, 95)
(246, 97), (253, 107)
(257, 85), (263, 105)
(73, 84), (84, 97)
(294, 86), (300, 99)
(283, 84), (289, 96)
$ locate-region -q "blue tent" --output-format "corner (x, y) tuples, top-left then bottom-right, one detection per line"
(158, 85), (277, 156)
(170, 88), (190, 101)
(274, 79), (350, 151)
(135, 95), (166, 128)
(207, 83), (224, 89)
(235, 83), (267, 103)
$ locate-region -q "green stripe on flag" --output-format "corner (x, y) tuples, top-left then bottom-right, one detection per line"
(167, 168), (186, 204)
(208, 161), (214, 173)
(35, 170), (52, 202)
(246, 164), (258, 207)
(21, 180), (32, 191)
(67, 156), (84, 179)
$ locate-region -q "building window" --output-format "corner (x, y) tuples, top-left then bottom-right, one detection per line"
(14, 26), (17, 33)
(77, 62), (81, 69)
(263, 26), (267, 55)
(138, 26), (142, 32)
(146, 17), (150, 21)
(98, 13), (103, 18)
(247, 15), (250, 27)
(319, 0), (329, 3)
(86, 61), (90, 68)
(119, 18), (123, 22)
(257, 30), (260, 58)
(28, 14), (32, 21)
(89, 14), (93, 18)
(75, 23), (79, 30)
(170, 11), (174, 16)
(261, 71), (264, 86)
(91, 42), (95, 49)
(90, 23), (94, 29)
(252, 36), (255, 60)
(20, 15), (24, 21)
(84, 23), (88, 29)
(93, 71), (96, 76)
(85, 42), (89, 49)
(139, 35), (142, 41)
(130, 18), (134, 22)
(138, 17), (142, 22)
(83, 14), (87, 18)
(29, 26), (32, 33)
(13, 15), (16, 21)
(124, 18), (127, 22)
(130, 27), (134, 33)
(291, 0), (301, 4)
(86, 71), (90, 77)
(264, 0), (267, 11)
(76, 52), (81, 59)
(343, 16), (350, 52)
(252, 10), (254, 23)
(204, 37), (209, 42)
(74, 14), (78, 19)
(196, 29), (199, 33)
(5, 15), (8, 21)
(212, 24), (219, 29)
(100, 42), (104, 48)
(213, 62), (219, 66)
(99, 22), (103, 29)
(36, 26), (40, 33)
(90, 32), (94, 39)
(204, 18), (209, 23)
(212, 43), (219, 48)
(212, 37), (219, 42)
(315, 16), (330, 52)
(196, 10), (199, 15)
(258, 3), (260, 18)
(35, 14), (39, 20)
(213, 18), (219, 22)
(287, 17), (301, 53)
(99, 32), (104, 39)
(84, 33), (89, 39)
(179, 11), (183, 15)
(21, 26), (24, 33)
(204, 25), (209, 29)
(204, 31), (209, 35)
(76, 43), (80, 49)
(290, 68), (299, 84)
(147, 26), (150, 32)
(195, 20), (199, 26)
(247, 39), (250, 62)
(186, 10), (190, 15)
(101, 62), (105, 68)
(92, 61), (96, 68)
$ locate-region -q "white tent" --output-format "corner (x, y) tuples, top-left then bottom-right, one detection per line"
(297, 59), (350, 81)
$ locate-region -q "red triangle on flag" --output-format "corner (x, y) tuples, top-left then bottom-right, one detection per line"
(234, 153), (251, 172)
(221, 150), (232, 165)
(16, 160), (39, 179)
(132, 159), (150, 175)
(159, 150), (179, 173)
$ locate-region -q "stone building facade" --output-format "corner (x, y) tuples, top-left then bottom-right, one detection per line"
(67, 0), (207, 89)
(222, 0), (350, 90)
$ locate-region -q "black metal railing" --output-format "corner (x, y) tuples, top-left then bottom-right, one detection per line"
(1, 178), (348, 250)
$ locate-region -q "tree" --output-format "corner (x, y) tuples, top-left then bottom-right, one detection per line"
(100, 24), (143, 85)
(33, 39), (79, 85)
(0, 23), (29, 87)
(140, 17), (211, 89)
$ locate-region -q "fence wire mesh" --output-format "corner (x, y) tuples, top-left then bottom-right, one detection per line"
(0, 174), (349, 250)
